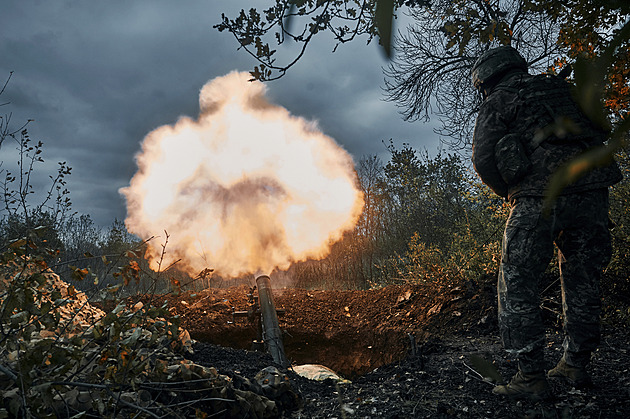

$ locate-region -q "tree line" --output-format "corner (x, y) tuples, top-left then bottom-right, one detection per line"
(2, 119), (629, 293)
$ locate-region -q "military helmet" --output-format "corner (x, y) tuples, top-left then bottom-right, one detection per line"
(471, 46), (527, 90)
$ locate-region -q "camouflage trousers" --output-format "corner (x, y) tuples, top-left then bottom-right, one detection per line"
(498, 189), (611, 373)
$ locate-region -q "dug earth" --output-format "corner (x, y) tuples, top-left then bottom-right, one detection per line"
(158, 276), (630, 418)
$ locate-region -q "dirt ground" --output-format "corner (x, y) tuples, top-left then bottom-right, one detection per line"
(157, 275), (630, 418)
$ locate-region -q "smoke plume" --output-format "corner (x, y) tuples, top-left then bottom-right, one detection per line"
(120, 72), (364, 278)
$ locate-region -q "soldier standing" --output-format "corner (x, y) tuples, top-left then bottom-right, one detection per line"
(470, 46), (622, 400)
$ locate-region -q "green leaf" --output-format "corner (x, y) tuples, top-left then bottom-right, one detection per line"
(112, 301), (126, 314)
(375, 0), (395, 58)
(40, 301), (52, 315)
(70, 335), (85, 346)
(573, 57), (609, 130)
(71, 267), (89, 282)
(10, 311), (29, 327)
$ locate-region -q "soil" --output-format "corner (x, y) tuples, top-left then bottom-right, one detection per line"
(157, 275), (630, 418)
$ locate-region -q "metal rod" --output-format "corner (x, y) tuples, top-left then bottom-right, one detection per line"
(255, 274), (288, 368)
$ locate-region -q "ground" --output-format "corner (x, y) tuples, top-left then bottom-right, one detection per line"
(155, 275), (630, 418)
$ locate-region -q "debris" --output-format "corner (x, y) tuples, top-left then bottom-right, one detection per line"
(427, 303), (443, 316)
(292, 364), (347, 382)
(397, 290), (412, 304)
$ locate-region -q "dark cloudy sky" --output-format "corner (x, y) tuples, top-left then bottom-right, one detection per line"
(0, 0), (440, 227)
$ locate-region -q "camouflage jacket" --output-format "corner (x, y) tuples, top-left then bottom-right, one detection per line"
(472, 72), (622, 200)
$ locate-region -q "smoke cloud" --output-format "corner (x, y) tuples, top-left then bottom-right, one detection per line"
(120, 72), (364, 278)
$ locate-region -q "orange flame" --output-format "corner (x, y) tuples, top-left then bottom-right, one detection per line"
(120, 72), (364, 278)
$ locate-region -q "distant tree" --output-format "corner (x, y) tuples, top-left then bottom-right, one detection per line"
(0, 211), (64, 253)
(100, 218), (137, 255)
(0, 77), (73, 255)
(60, 214), (102, 257)
(293, 143), (505, 288)
(355, 154), (389, 282)
(382, 144), (470, 252)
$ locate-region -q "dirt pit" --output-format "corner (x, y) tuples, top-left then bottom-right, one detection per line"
(141, 277), (630, 418)
(155, 280), (493, 378)
(194, 319), (404, 378)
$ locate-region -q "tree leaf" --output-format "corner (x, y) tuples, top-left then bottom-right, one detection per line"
(544, 144), (617, 210)
(375, 0), (395, 58)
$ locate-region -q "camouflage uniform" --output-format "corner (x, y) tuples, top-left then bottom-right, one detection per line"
(472, 70), (622, 373)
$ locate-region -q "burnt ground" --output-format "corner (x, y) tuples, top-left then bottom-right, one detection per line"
(157, 275), (630, 418)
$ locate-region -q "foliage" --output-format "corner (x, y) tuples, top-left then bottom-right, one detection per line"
(292, 145), (508, 289)
(217, 1), (629, 149)
(536, 0), (630, 122)
(1, 234), (168, 416)
(384, 151), (508, 286)
(0, 130), (72, 253)
(0, 114), (275, 415)
(1, 75), (75, 278)
(545, 19), (630, 203)
(214, 0), (421, 81)
(0, 232), (285, 417)
(386, 0), (630, 146)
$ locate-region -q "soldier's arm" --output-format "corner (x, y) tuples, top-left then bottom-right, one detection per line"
(472, 98), (510, 198)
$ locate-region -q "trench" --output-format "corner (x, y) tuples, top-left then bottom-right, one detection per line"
(190, 326), (407, 378)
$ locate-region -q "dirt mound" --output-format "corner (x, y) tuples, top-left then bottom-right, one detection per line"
(157, 278), (495, 377)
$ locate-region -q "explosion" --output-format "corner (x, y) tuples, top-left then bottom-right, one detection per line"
(120, 72), (364, 278)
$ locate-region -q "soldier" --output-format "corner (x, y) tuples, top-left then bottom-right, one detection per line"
(470, 46), (622, 400)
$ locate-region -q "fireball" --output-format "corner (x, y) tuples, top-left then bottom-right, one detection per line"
(120, 72), (364, 278)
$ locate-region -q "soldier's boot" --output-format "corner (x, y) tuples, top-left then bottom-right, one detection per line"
(548, 359), (593, 389)
(492, 370), (552, 401)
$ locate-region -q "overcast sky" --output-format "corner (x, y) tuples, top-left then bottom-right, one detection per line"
(0, 0), (440, 228)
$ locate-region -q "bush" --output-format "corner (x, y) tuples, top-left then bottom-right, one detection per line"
(0, 234), (287, 418)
